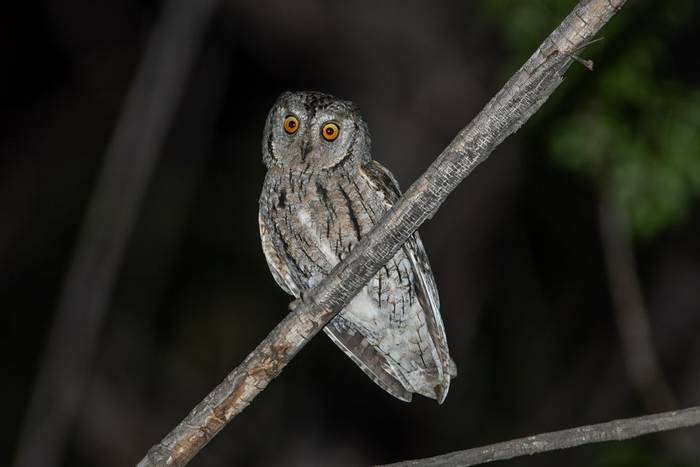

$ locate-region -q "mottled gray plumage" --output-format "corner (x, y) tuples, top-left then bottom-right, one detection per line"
(259, 91), (454, 402)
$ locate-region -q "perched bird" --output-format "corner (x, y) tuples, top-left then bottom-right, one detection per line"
(258, 91), (455, 402)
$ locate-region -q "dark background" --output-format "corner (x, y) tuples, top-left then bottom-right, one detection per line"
(2, 1), (700, 466)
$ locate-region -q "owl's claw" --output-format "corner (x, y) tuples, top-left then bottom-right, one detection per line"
(288, 290), (312, 312)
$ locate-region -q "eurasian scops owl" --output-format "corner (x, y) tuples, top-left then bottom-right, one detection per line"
(259, 91), (455, 402)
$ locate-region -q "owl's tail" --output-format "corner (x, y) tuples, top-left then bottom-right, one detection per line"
(324, 323), (413, 402)
(324, 316), (454, 403)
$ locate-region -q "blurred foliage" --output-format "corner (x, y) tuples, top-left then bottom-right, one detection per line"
(480, 0), (700, 239)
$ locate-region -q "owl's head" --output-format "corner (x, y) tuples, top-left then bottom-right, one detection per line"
(262, 91), (371, 171)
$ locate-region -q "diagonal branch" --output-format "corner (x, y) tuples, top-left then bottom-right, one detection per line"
(13, 1), (220, 466)
(137, 0), (627, 465)
(380, 406), (700, 467)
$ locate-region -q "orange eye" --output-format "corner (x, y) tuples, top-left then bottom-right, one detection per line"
(283, 115), (299, 134)
(321, 122), (340, 141)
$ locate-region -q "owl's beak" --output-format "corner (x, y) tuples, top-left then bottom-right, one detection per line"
(300, 141), (313, 162)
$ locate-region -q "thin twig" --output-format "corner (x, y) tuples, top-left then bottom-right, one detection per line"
(137, 0), (628, 465)
(596, 190), (699, 460)
(12, 1), (219, 466)
(381, 406), (700, 467)
(598, 188), (677, 412)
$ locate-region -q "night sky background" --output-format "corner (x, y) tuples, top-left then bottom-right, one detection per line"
(2, 1), (700, 466)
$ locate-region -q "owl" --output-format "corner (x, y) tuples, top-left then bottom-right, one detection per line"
(258, 91), (455, 403)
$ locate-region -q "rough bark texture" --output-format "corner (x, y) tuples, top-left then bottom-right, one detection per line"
(382, 407), (700, 467)
(137, 0), (628, 465)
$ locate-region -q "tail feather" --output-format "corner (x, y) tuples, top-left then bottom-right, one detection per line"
(324, 319), (412, 402)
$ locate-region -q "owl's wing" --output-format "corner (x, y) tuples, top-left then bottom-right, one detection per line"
(403, 234), (453, 385)
(262, 201), (415, 401)
(324, 317), (413, 402)
(359, 160), (453, 401)
(259, 210), (300, 297)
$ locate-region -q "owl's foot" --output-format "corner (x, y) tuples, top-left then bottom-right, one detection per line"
(288, 290), (313, 312)
(288, 298), (301, 312)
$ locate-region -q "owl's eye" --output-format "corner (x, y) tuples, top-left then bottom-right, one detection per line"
(321, 122), (340, 141)
(283, 115), (299, 134)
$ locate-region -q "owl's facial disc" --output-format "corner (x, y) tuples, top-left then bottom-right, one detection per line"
(263, 96), (309, 168)
(263, 91), (369, 171)
(306, 110), (356, 169)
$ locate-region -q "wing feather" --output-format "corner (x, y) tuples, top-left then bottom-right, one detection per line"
(259, 211), (300, 297)
(360, 160), (453, 402)
(324, 317), (412, 402)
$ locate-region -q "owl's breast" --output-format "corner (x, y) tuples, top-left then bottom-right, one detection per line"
(260, 168), (387, 288)
(260, 166), (423, 329)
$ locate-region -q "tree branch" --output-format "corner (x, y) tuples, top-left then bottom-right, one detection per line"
(137, 0), (627, 465)
(13, 1), (220, 466)
(598, 188), (677, 412)
(381, 406), (700, 467)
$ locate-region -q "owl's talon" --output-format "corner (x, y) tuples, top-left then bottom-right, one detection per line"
(289, 291), (312, 312)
